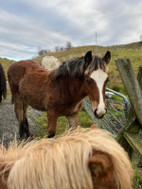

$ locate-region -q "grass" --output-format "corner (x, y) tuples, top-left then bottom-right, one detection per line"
(35, 109), (93, 138)
(0, 57), (14, 79)
(132, 162), (142, 189)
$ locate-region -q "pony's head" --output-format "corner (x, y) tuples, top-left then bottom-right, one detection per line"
(84, 51), (111, 119)
(53, 51), (111, 119)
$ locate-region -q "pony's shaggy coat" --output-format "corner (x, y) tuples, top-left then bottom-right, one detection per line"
(0, 128), (133, 189)
(7, 51), (111, 138)
(0, 64), (7, 102)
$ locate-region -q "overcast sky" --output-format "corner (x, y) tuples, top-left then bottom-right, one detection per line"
(0, 0), (142, 60)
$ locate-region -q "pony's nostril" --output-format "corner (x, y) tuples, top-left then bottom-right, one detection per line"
(94, 108), (106, 119)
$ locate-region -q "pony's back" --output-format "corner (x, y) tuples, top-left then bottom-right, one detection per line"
(0, 64), (7, 102)
(7, 60), (42, 104)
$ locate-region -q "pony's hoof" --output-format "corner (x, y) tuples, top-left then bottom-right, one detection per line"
(29, 135), (35, 140)
(47, 133), (55, 138)
(27, 133), (34, 140)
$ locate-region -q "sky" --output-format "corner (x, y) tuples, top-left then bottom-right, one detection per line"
(0, 0), (142, 60)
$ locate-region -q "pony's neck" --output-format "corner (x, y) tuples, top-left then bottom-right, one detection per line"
(64, 76), (87, 101)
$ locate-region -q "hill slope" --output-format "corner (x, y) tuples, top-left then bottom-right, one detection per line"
(1, 41), (142, 93)
(33, 42), (142, 93)
(0, 57), (15, 75)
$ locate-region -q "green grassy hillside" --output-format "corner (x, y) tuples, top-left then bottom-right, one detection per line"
(33, 41), (142, 94)
(0, 57), (15, 73)
(1, 41), (142, 93)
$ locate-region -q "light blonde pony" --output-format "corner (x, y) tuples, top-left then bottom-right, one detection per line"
(41, 56), (61, 70)
(0, 127), (133, 189)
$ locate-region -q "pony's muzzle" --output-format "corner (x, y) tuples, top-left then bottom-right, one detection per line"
(94, 108), (107, 119)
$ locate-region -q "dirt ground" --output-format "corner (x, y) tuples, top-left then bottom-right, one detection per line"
(0, 95), (44, 148)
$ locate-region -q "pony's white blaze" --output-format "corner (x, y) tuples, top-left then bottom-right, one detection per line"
(90, 69), (108, 116)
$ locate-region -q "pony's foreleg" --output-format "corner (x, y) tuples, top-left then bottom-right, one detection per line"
(67, 113), (79, 130)
(47, 113), (58, 138)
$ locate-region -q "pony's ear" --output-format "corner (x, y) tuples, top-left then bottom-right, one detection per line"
(0, 163), (14, 188)
(84, 51), (93, 70)
(88, 150), (115, 187)
(102, 51), (111, 64)
(90, 124), (98, 129)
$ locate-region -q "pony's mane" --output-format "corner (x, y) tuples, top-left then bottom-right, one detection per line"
(53, 55), (106, 79)
(0, 128), (133, 189)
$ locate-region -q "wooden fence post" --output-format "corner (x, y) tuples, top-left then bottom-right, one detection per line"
(115, 58), (142, 126)
(115, 59), (142, 159)
(137, 65), (142, 88)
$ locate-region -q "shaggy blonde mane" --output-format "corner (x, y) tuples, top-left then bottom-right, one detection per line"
(0, 128), (133, 189)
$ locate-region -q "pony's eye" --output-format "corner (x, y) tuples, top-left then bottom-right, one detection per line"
(86, 78), (92, 85)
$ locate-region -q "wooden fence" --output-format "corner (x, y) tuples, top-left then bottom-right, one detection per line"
(115, 59), (142, 159)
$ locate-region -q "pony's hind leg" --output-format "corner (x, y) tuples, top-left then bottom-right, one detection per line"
(14, 97), (31, 139)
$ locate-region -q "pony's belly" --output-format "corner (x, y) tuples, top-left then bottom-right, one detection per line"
(23, 97), (46, 111)
(29, 103), (46, 111)
(19, 81), (47, 111)
(20, 90), (46, 111)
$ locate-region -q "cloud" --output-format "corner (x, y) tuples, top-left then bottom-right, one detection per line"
(0, 0), (142, 60)
(0, 5), (71, 59)
(95, 0), (142, 45)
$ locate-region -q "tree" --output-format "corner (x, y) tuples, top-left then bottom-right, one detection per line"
(55, 46), (60, 52)
(59, 47), (64, 51)
(66, 41), (72, 50)
(38, 49), (48, 56)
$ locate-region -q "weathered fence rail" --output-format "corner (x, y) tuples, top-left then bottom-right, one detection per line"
(115, 59), (142, 125)
(115, 58), (142, 159)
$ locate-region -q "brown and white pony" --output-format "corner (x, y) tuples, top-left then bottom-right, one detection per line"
(0, 64), (7, 103)
(0, 127), (133, 189)
(7, 51), (111, 138)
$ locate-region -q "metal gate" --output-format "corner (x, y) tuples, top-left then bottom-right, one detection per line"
(83, 88), (129, 135)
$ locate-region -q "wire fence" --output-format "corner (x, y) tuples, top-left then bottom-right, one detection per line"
(83, 88), (130, 136)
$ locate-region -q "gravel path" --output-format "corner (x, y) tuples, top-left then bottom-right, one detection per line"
(0, 96), (44, 147)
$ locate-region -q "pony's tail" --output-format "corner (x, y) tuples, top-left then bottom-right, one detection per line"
(0, 64), (7, 99)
